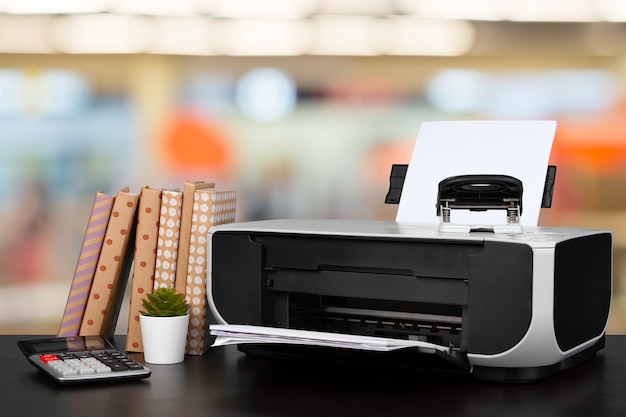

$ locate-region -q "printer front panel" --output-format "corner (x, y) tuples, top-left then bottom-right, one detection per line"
(261, 233), (479, 349)
(210, 230), (480, 347)
(211, 230), (538, 358)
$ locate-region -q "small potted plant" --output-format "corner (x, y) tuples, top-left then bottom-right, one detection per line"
(139, 286), (190, 364)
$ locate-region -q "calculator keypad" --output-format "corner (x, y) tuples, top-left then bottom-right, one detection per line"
(38, 350), (145, 379)
(19, 336), (151, 384)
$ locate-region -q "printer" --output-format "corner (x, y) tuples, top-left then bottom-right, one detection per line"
(208, 171), (612, 382)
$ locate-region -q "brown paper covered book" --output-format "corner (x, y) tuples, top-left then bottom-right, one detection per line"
(79, 187), (138, 338)
(174, 181), (214, 296)
(126, 186), (162, 352)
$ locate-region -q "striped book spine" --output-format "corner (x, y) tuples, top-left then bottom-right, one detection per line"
(57, 191), (115, 337)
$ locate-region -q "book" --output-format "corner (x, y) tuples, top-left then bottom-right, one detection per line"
(57, 191), (115, 337)
(185, 189), (236, 355)
(153, 189), (183, 289)
(125, 186), (163, 352)
(79, 187), (139, 338)
(174, 181), (215, 296)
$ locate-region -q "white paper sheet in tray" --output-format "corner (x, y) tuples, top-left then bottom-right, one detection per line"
(210, 324), (450, 354)
(396, 120), (556, 226)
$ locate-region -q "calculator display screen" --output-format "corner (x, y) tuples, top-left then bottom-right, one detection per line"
(22, 336), (110, 354)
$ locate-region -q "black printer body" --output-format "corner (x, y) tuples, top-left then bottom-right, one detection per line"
(208, 219), (612, 382)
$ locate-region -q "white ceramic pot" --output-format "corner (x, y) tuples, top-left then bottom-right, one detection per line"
(140, 314), (189, 364)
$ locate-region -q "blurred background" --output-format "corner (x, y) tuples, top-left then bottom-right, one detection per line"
(1, 0), (626, 335)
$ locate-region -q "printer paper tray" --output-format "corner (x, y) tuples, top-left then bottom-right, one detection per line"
(210, 325), (471, 374)
(211, 324), (457, 355)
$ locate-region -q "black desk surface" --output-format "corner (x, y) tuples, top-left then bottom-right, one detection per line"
(4, 334), (626, 417)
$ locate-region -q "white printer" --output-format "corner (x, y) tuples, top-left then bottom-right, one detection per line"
(208, 218), (611, 382)
(208, 170), (612, 382)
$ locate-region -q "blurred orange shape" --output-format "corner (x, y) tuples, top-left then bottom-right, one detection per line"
(161, 112), (230, 171)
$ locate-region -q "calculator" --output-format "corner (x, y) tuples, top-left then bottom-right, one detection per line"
(18, 335), (151, 385)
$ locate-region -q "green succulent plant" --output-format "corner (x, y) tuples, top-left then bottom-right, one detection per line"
(140, 286), (190, 317)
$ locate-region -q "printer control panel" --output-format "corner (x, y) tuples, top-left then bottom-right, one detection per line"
(478, 228), (592, 247)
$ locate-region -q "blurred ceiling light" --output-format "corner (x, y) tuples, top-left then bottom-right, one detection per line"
(214, 19), (312, 56)
(48, 14), (154, 53)
(0, 15), (52, 53)
(235, 67), (296, 122)
(0, 0), (622, 24)
(395, 0), (519, 21)
(592, 0), (626, 22)
(386, 18), (475, 56)
(109, 0), (197, 16)
(210, 0), (317, 17)
(309, 17), (381, 55)
(150, 17), (215, 55)
(509, 0), (597, 22)
(317, 0), (394, 15)
(191, 0), (219, 14)
(0, 0), (112, 14)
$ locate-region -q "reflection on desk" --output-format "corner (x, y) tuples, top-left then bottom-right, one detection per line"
(4, 335), (625, 417)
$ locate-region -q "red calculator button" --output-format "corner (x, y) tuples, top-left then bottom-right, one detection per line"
(40, 354), (60, 364)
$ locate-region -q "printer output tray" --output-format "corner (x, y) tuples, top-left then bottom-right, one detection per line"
(238, 342), (472, 376)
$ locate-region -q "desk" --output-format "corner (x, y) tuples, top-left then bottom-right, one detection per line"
(4, 335), (626, 417)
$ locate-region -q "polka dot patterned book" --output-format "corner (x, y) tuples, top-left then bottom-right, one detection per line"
(183, 188), (236, 355)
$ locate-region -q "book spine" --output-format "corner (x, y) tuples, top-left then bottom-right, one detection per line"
(57, 191), (114, 337)
(154, 189), (183, 289)
(79, 188), (139, 337)
(185, 190), (236, 355)
(126, 187), (162, 352)
(175, 181), (215, 295)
